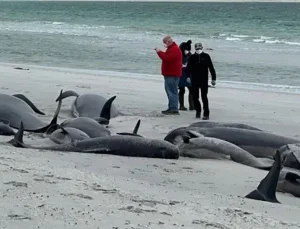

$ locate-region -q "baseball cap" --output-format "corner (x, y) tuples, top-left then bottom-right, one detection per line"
(195, 43), (203, 50)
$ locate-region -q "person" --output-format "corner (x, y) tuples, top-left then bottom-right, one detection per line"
(155, 35), (182, 115)
(178, 40), (194, 111)
(186, 42), (216, 120)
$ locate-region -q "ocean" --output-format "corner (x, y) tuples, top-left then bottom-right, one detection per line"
(0, 1), (300, 92)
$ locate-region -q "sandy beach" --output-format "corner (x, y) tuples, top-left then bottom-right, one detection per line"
(1, 62), (300, 229)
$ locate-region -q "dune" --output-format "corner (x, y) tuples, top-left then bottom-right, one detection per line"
(1, 62), (300, 228)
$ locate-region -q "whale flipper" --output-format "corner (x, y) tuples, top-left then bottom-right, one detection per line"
(13, 94), (46, 115)
(245, 150), (283, 203)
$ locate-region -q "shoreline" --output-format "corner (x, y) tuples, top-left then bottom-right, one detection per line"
(2, 61), (300, 96)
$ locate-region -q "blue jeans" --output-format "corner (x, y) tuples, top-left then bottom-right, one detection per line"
(164, 76), (179, 111)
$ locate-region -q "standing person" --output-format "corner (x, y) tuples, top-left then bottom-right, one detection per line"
(155, 35), (182, 115)
(178, 40), (194, 111)
(186, 42), (216, 120)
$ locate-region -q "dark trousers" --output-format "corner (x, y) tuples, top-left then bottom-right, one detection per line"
(191, 86), (209, 116)
(178, 86), (192, 97)
(178, 86), (194, 109)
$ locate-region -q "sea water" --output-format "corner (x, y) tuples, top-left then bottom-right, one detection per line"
(0, 1), (300, 93)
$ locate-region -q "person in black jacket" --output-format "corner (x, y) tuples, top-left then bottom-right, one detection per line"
(178, 40), (194, 111)
(186, 42), (216, 120)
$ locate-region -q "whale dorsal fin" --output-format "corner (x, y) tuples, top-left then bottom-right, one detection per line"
(99, 95), (117, 123)
(133, 119), (141, 134)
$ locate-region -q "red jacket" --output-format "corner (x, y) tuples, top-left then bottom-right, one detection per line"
(156, 42), (182, 77)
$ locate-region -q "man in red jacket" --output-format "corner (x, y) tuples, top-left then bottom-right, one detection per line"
(155, 35), (182, 115)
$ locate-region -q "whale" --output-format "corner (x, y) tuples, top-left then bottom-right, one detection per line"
(55, 90), (120, 122)
(0, 90), (62, 133)
(277, 170), (300, 198)
(10, 122), (180, 160)
(44, 96), (119, 138)
(0, 119), (15, 136)
(179, 131), (273, 170)
(188, 121), (262, 131)
(164, 127), (300, 158)
(49, 126), (90, 144)
(164, 126), (300, 170)
(47, 119), (143, 145)
(194, 127), (300, 158)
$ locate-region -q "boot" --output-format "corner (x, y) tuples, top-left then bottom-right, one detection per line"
(179, 93), (187, 111)
(188, 93), (195, 111)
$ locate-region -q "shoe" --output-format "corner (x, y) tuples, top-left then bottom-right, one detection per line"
(195, 111), (201, 118)
(202, 116), (209, 120)
(179, 106), (187, 111)
(162, 109), (180, 115)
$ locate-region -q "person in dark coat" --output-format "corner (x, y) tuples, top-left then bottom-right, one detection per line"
(178, 40), (194, 111)
(186, 42), (216, 120)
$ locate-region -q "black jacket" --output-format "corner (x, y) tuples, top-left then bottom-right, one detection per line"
(186, 52), (216, 87)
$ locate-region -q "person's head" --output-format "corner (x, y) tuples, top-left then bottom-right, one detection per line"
(194, 42), (203, 54)
(180, 39), (192, 55)
(163, 35), (174, 48)
(186, 40), (192, 51)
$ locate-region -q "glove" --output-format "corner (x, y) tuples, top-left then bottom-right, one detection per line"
(211, 80), (216, 86)
(182, 64), (187, 68)
(186, 78), (191, 84)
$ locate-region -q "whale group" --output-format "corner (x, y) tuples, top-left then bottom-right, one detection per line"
(1, 88), (300, 205)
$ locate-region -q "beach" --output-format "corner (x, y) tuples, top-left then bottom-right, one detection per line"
(1, 62), (300, 228)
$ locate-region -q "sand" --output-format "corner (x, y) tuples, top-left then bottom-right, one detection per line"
(1, 62), (300, 229)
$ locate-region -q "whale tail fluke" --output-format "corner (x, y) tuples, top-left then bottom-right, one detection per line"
(55, 90), (79, 102)
(245, 150), (283, 203)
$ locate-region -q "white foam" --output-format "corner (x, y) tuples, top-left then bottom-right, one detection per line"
(225, 37), (242, 41)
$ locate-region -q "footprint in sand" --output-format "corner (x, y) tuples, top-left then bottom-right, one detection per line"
(91, 184), (118, 194)
(11, 167), (29, 174)
(60, 193), (93, 200)
(4, 181), (28, 187)
(192, 220), (230, 229)
(8, 214), (32, 221)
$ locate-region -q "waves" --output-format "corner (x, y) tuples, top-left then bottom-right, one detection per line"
(218, 33), (300, 47)
(1, 20), (300, 49)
